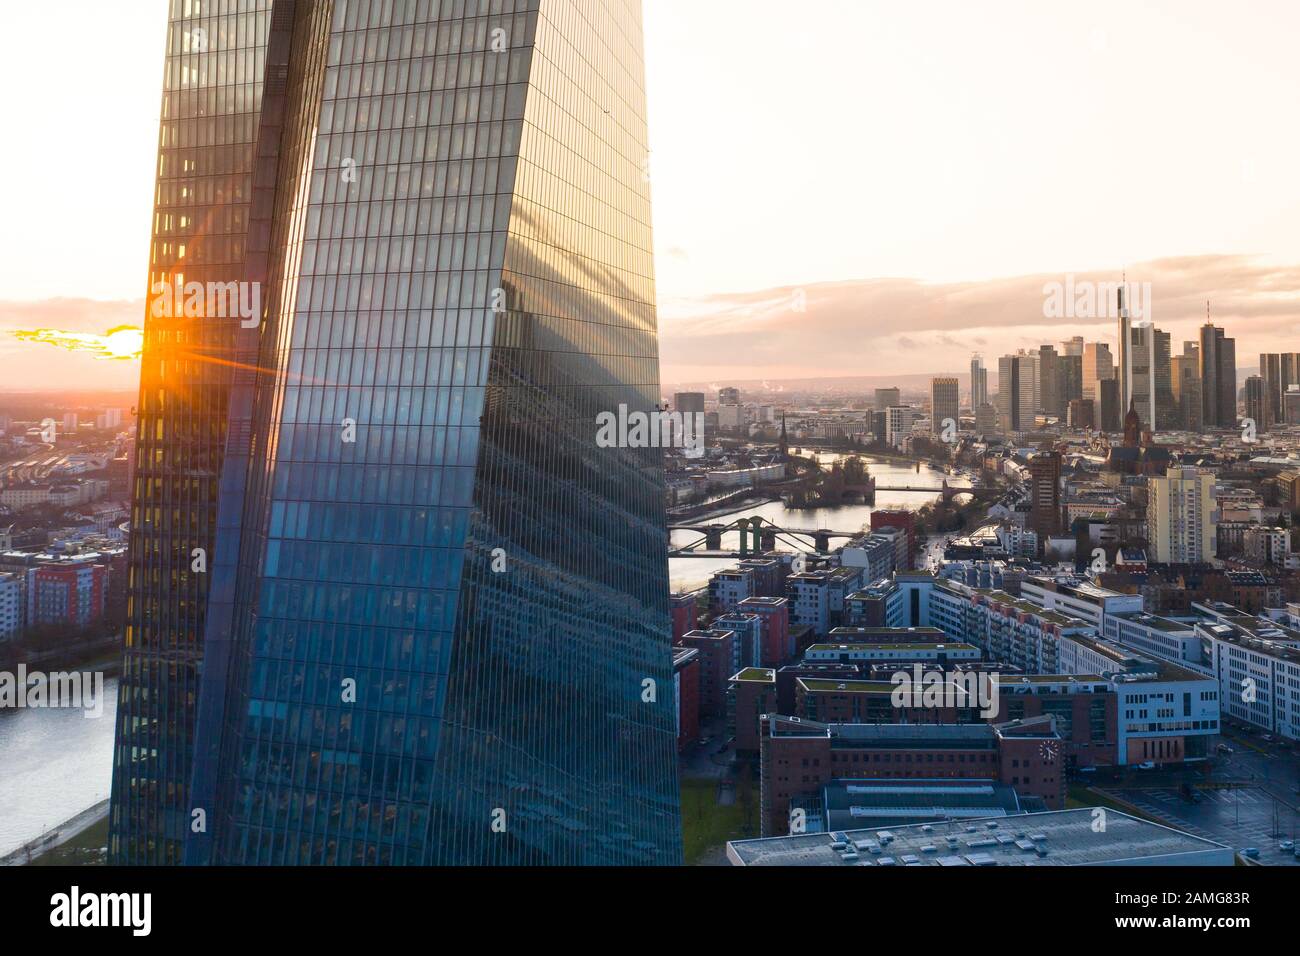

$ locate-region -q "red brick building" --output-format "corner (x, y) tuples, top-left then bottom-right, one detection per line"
(670, 591), (698, 642)
(679, 628), (736, 720)
(728, 667), (776, 754)
(673, 647), (701, 752)
(759, 715), (1063, 835)
(738, 595), (790, 666)
(871, 511), (916, 570)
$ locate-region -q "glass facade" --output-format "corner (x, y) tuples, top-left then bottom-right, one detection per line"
(110, 0), (273, 866)
(111, 0), (680, 866)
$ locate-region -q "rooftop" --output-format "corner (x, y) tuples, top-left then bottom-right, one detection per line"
(726, 808), (1233, 866)
(806, 642), (980, 653)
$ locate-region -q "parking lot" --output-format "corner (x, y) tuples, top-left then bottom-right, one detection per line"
(1107, 786), (1300, 865)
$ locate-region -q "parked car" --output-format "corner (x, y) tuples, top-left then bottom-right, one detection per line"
(1137, 761), (1156, 770)
(1279, 840), (1295, 852)
(1217, 743), (1234, 755)
(1242, 847), (1260, 860)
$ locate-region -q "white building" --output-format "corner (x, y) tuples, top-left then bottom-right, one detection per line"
(1146, 466), (1216, 564)
(787, 571), (831, 636)
(885, 406), (914, 449)
(1196, 603), (1300, 742)
(1020, 575), (1143, 632)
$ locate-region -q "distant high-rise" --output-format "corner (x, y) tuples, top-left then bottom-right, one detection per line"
(1153, 328), (1175, 431)
(1036, 345), (1060, 417)
(930, 377), (959, 435)
(1098, 378), (1121, 432)
(1285, 386), (1300, 425)
(1028, 452), (1063, 543)
(1171, 349), (1203, 432)
(970, 355), (988, 409)
(1258, 352), (1300, 428)
(111, 0), (681, 866)
(719, 386), (741, 406)
(1082, 342), (1114, 402)
(1244, 376), (1268, 433)
(1118, 288), (1158, 431)
(1259, 353), (1281, 428)
(997, 353), (1036, 434)
(1061, 336), (1085, 357)
(1057, 354), (1083, 412)
(886, 405), (915, 448)
(674, 392), (705, 416)
(874, 387), (901, 414)
(1199, 315), (1237, 428)
(1148, 467), (1216, 564)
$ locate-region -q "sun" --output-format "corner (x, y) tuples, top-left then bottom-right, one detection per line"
(11, 324), (144, 360)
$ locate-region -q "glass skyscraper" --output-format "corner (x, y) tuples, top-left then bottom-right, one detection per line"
(110, 0), (680, 866)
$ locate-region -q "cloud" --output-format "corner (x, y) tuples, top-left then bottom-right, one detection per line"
(0, 297), (142, 390)
(659, 254), (1300, 382)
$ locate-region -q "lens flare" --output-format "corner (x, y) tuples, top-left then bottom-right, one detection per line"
(12, 324), (144, 360)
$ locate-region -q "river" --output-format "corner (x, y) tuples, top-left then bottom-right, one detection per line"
(669, 453), (968, 591)
(0, 675), (118, 859)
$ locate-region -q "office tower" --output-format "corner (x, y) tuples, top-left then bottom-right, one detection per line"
(1171, 351), (1202, 432)
(974, 403), (998, 434)
(674, 392), (704, 417)
(673, 391), (706, 448)
(1283, 353), (1300, 400)
(930, 377), (959, 435)
(886, 405), (914, 448)
(1061, 336), (1084, 357)
(1244, 376), (1267, 433)
(1098, 378), (1121, 432)
(1057, 354), (1082, 411)
(970, 354), (987, 409)
(1260, 353), (1281, 428)
(1285, 386), (1300, 425)
(1067, 398), (1094, 429)
(1082, 342), (1114, 401)
(1258, 353), (1300, 427)
(997, 352), (1036, 434)
(874, 387), (901, 413)
(1153, 328), (1175, 431)
(1199, 317), (1236, 428)
(718, 386), (741, 406)
(1147, 467), (1216, 564)
(109, 0), (275, 867)
(1028, 452), (1062, 544)
(111, 0), (680, 867)
(1118, 288), (1157, 431)
(1036, 345), (1059, 417)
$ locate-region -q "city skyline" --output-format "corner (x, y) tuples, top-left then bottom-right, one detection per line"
(5, 0), (1300, 891)
(5, 1), (1300, 387)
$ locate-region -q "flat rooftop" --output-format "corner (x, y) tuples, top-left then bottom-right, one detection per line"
(726, 808), (1233, 866)
(806, 647), (977, 655)
(1113, 612), (1196, 634)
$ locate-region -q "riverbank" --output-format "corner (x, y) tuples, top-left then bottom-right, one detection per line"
(0, 798), (109, 866)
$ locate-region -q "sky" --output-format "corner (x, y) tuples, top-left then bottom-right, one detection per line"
(2, 0), (1298, 389)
